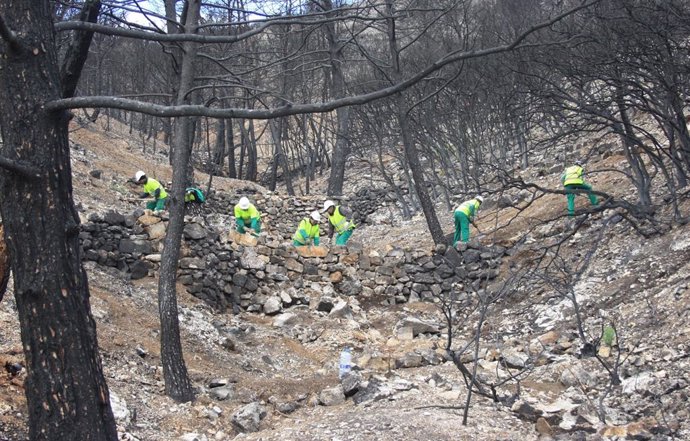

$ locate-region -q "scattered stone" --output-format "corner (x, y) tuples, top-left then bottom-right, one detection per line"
(319, 385), (345, 406)
(231, 402), (267, 433)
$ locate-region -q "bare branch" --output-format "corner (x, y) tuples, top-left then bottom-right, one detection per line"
(54, 11), (385, 44)
(47, 0), (600, 119)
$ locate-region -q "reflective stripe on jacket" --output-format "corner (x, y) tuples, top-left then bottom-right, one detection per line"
(328, 206), (355, 233)
(143, 178), (168, 199)
(456, 199), (480, 219)
(292, 218), (320, 244)
(562, 165), (584, 186)
(234, 203), (260, 221)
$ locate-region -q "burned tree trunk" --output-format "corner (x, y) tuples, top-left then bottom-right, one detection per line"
(0, 1), (117, 439)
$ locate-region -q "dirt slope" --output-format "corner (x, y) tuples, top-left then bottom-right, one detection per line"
(1, 116), (689, 440)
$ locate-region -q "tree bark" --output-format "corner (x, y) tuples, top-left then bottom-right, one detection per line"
(226, 119), (238, 178)
(0, 1), (117, 439)
(0, 225), (9, 303)
(385, 0), (445, 243)
(156, 0), (199, 403)
(318, 0), (351, 197)
(59, 0), (101, 98)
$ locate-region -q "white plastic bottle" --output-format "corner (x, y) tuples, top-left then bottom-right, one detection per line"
(338, 347), (352, 379)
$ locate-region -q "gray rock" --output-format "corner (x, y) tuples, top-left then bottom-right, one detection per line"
(319, 385), (345, 406)
(89, 169), (102, 179)
(462, 249), (482, 264)
(511, 400), (543, 422)
(352, 378), (393, 405)
(337, 278), (363, 296)
(329, 300), (353, 319)
(109, 391), (130, 424)
(179, 257), (206, 270)
(284, 258), (303, 273)
(119, 239), (153, 255)
(341, 371), (363, 397)
(273, 313), (298, 327)
(316, 297), (335, 313)
(209, 385), (234, 401)
(130, 260), (152, 280)
(560, 364), (596, 389)
(263, 297), (282, 315)
(180, 433), (207, 441)
(103, 210), (125, 225)
(231, 402), (267, 433)
(241, 248), (266, 271)
(183, 223), (206, 240)
(502, 349), (529, 369)
(397, 317), (440, 336)
(395, 352), (424, 369)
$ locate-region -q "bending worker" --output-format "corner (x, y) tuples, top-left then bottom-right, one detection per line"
(453, 195), (484, 246)
(234, 196), (261, 235)
(322, 200), (356, 245)
(293, 211), (321, 247)
(134, 170), (168, 212)
(561, 160), (598, 216)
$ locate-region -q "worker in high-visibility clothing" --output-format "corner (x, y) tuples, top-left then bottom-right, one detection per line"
(234, 196), (261, 235)
(293, 211), (321, 246)
(453, 196), (484, 246)
(561, 161), (598, 216)
(134, 170), (168, 212)
(322, 200), (356, 245)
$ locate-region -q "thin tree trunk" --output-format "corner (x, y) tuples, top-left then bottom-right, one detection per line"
(226, 118), (237, 178)
(386, 0), (444, 243)
(156, 0), (199, 403)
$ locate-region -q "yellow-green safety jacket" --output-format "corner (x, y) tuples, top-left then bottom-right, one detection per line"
(456, 199), (481, 219)
(293, 218), (320, 245)
(143, 178), (168, 199)
(328, 206), (355, 234)
(234, 203), (261, 221)
(562, 165), (584, 186)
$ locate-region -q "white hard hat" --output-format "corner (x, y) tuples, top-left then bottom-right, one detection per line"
(323, 200), (335, 212)
(476, 195), (484, 203)
(238, 197), (250, 210)
(134, 170), (146, 182)
(310, 211), (322, 222)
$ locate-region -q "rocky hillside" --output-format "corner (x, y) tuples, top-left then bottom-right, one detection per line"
(1, 116), (689, 441)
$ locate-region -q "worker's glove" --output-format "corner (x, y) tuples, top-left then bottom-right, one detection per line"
(139, 192), (148, 199)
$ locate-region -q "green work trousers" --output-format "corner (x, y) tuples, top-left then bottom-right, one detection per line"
(565, 183), (598, 215)
(453, 211), (470, 246)
(147, 197), (167, 211)
(236, 218), (261, 234)
(335, 228), (354, 246)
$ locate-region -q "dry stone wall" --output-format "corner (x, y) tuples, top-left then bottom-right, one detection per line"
(79, 191), (505, 313)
